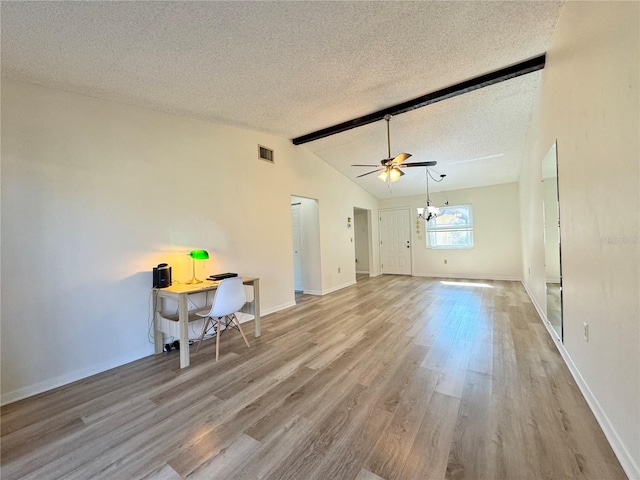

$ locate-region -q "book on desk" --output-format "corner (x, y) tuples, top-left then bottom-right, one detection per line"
(207, 272), (238, 281)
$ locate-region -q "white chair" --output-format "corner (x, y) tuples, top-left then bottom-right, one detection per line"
(195, 277), (250, 361)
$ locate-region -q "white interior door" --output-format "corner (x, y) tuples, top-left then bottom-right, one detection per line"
(291, 203), (304, 292)
(380, 208), (412, 275)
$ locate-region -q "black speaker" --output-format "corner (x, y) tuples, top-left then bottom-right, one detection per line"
(153, 263), (172, 288)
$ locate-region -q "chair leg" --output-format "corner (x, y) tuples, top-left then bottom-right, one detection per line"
(215, 317), (221, 362)
(231, 313), (251, 348)
(196, 317), (212, 353)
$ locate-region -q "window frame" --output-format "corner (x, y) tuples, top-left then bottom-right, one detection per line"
(425, 204), (474, 249)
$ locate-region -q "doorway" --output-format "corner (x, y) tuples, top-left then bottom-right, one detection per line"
(379, 208), (412, 275)
(291, 202), (304, 292)
(353, 207), (372, 278)
(290, 196), (322, 295)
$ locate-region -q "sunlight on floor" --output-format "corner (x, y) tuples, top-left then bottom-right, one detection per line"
(440, 280), (494, 288)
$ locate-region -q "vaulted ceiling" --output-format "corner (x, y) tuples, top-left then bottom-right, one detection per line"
(1, 1), (564, 198)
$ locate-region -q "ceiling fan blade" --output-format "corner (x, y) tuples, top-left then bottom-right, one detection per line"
(390, 153), (412, 165)
(356, 169), (383, 178)
(401, 161), (438, 167)
(351, 164), (383, 167)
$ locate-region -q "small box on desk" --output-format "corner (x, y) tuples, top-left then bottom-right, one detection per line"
(207, 272), (238, 281)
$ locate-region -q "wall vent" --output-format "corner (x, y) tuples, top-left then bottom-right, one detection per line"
(258, 145), (274, 163)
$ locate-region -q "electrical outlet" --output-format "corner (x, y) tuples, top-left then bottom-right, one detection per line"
(583, 322), (589, 342)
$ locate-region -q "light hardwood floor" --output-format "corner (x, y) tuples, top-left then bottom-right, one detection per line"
(0, 275), (627, 479)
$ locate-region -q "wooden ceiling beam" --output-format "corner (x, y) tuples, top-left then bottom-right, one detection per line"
(291, 54), (546, 145)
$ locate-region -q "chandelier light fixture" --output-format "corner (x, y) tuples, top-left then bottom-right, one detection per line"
(417, 167), (446, 222)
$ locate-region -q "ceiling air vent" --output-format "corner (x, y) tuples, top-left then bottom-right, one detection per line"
(258, 145), (274, 163)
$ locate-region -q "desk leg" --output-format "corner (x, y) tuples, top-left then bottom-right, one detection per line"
(178, 293), (190, 368)
(253, 279), (261, 337)
(153, 290), (163, 354)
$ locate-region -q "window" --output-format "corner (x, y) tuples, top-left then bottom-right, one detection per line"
(426, 204), (474, 249)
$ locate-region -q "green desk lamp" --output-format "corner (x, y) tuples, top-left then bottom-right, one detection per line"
(186, 249), (209, 284)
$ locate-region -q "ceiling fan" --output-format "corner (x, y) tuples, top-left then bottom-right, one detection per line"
(351, 114), (437, 182)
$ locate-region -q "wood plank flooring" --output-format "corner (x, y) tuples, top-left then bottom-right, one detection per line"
(0, 275), (627, 479)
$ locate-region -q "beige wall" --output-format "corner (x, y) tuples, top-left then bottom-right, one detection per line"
(0, 80), (380, 404)
(520, 2), (639, 476)
(379, 182), (522, 280)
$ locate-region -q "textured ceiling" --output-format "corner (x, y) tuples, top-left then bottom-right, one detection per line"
(1, 1), (564, 198)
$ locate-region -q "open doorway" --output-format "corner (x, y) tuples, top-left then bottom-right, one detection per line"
(353, 207), (373, 281)
(291, 195), (322, 296)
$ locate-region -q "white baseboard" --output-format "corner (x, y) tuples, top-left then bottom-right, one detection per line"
(559, 340), (640, 480)
(413, 272), (522, 281)
(290, 280), (357, 297)
(1, 347), (153, 406)
(261, 301), (296, 317)
(522, 280), (549, 328)
(322, 280), (357, 295)
(521, 281), (640, 480)
(356, 270), (370, 275)
(299, 281), (357, 297)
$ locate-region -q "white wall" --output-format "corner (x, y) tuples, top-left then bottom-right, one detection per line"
(0, 80), (380, 404)
(520, 2), (640, 477)
(379, 182), (522, 280)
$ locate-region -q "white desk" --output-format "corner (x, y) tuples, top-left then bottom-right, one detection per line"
(153, 277), (260, 368)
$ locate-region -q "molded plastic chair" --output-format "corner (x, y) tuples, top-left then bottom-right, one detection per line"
(195, 277), (250, 361)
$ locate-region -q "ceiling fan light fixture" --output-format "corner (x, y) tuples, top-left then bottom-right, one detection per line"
(352, 116), (437, 183)
(378, 166), (404, 183)
(389, 167), (404, 182)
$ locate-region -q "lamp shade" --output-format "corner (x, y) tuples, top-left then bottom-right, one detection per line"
(378, 167), (405, 182)
(388, 167), (404, 182)
(189, 249), (209, 260)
